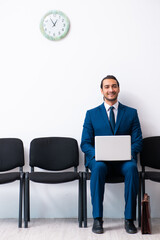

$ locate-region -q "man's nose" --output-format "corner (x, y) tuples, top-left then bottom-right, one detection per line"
(109, 87), (114, 91)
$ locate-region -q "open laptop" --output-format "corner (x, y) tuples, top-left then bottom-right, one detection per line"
(95, 135), (131, 161)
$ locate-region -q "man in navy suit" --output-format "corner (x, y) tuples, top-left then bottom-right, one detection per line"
(81, 75), (142, 234)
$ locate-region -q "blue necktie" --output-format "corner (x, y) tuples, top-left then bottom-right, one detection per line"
(109, 106), (115, 133)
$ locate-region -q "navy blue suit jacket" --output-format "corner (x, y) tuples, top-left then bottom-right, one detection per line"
(81, 102), (142, 167)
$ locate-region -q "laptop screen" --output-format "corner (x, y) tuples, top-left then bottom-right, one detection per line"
(95, 135), (131, 161)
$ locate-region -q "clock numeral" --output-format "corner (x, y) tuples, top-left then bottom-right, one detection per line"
(63, 24), (66, 27)
(62, 19), (64, 22)
(62, 28), (64, 31)
(58, 31), (61, 35)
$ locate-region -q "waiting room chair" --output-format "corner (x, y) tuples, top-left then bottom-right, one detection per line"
(24, 137), (83, 228)
(0, 138), (24, 228)
(140, 136), (160, 198)
(82, 156), (141, 228)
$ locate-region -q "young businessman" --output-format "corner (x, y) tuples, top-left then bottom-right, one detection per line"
(81, 75), (142, 234)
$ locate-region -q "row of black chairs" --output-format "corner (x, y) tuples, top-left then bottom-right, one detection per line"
(0, 136), (160, 228)
(0, 137), (83, 228)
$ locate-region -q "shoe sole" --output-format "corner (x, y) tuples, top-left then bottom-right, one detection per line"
(92, 229), (104, 234)
(125, 227), (137, 234)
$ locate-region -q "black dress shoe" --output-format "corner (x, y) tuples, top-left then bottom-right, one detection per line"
(92, 218), (104, 234)
(125, 219), (137, 234)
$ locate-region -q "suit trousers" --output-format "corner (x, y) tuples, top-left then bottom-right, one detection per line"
(88, 159), (139, 220)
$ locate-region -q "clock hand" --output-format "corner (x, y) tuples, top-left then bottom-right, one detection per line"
(50, 18), (54, 24)
(50, 19), (58, 27)
(53, 20), (58, 26)
(50, 18), (55, 27)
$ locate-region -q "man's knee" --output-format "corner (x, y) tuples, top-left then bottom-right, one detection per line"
(89, 161), (108, 176)
(93, 162), (107, 174)
(128, 163), (138, 175)
(123, 161), (137, 172)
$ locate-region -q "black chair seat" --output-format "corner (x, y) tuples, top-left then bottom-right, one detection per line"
(0, 172), (22, 184)
(29, 171), (80, 184)
(106, 175), (125, 183)
(144, 171), (160, 182)
(86, 172), (124, 183)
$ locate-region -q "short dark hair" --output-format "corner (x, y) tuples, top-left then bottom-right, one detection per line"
(100, 75), (120, 89)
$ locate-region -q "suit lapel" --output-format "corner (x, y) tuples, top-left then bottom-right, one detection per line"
(99, 103), (113, 134)
(114, 102), (126, 134)
(99, 102), (126, 135)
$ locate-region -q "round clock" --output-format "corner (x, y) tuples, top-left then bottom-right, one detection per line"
(40, 10), (70, 41)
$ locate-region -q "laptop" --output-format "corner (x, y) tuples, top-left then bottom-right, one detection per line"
(95, 135), (131, 161)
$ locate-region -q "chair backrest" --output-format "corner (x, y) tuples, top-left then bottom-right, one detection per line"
(140, 136), (160, 169)
(30, 137), (79, 171)
(0, 138), (24, 172)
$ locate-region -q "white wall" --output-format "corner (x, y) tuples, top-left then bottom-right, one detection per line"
(0, 0), (160, 218)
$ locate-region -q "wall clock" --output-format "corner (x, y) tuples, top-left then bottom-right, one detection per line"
(40, 10), (70, 41)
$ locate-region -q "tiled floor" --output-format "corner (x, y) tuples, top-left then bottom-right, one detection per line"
(0, 218), (159, 240)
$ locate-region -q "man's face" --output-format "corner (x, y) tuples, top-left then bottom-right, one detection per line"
(101, 79), (120, 105)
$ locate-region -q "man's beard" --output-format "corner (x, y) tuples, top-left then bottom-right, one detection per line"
(103, 95), (118, 102)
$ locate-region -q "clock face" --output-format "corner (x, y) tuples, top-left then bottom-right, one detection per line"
(40, 10), (70, 41)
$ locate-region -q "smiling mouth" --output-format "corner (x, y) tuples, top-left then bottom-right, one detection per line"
(108, 93), (115, 97)
(104, 94), (117, 102)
